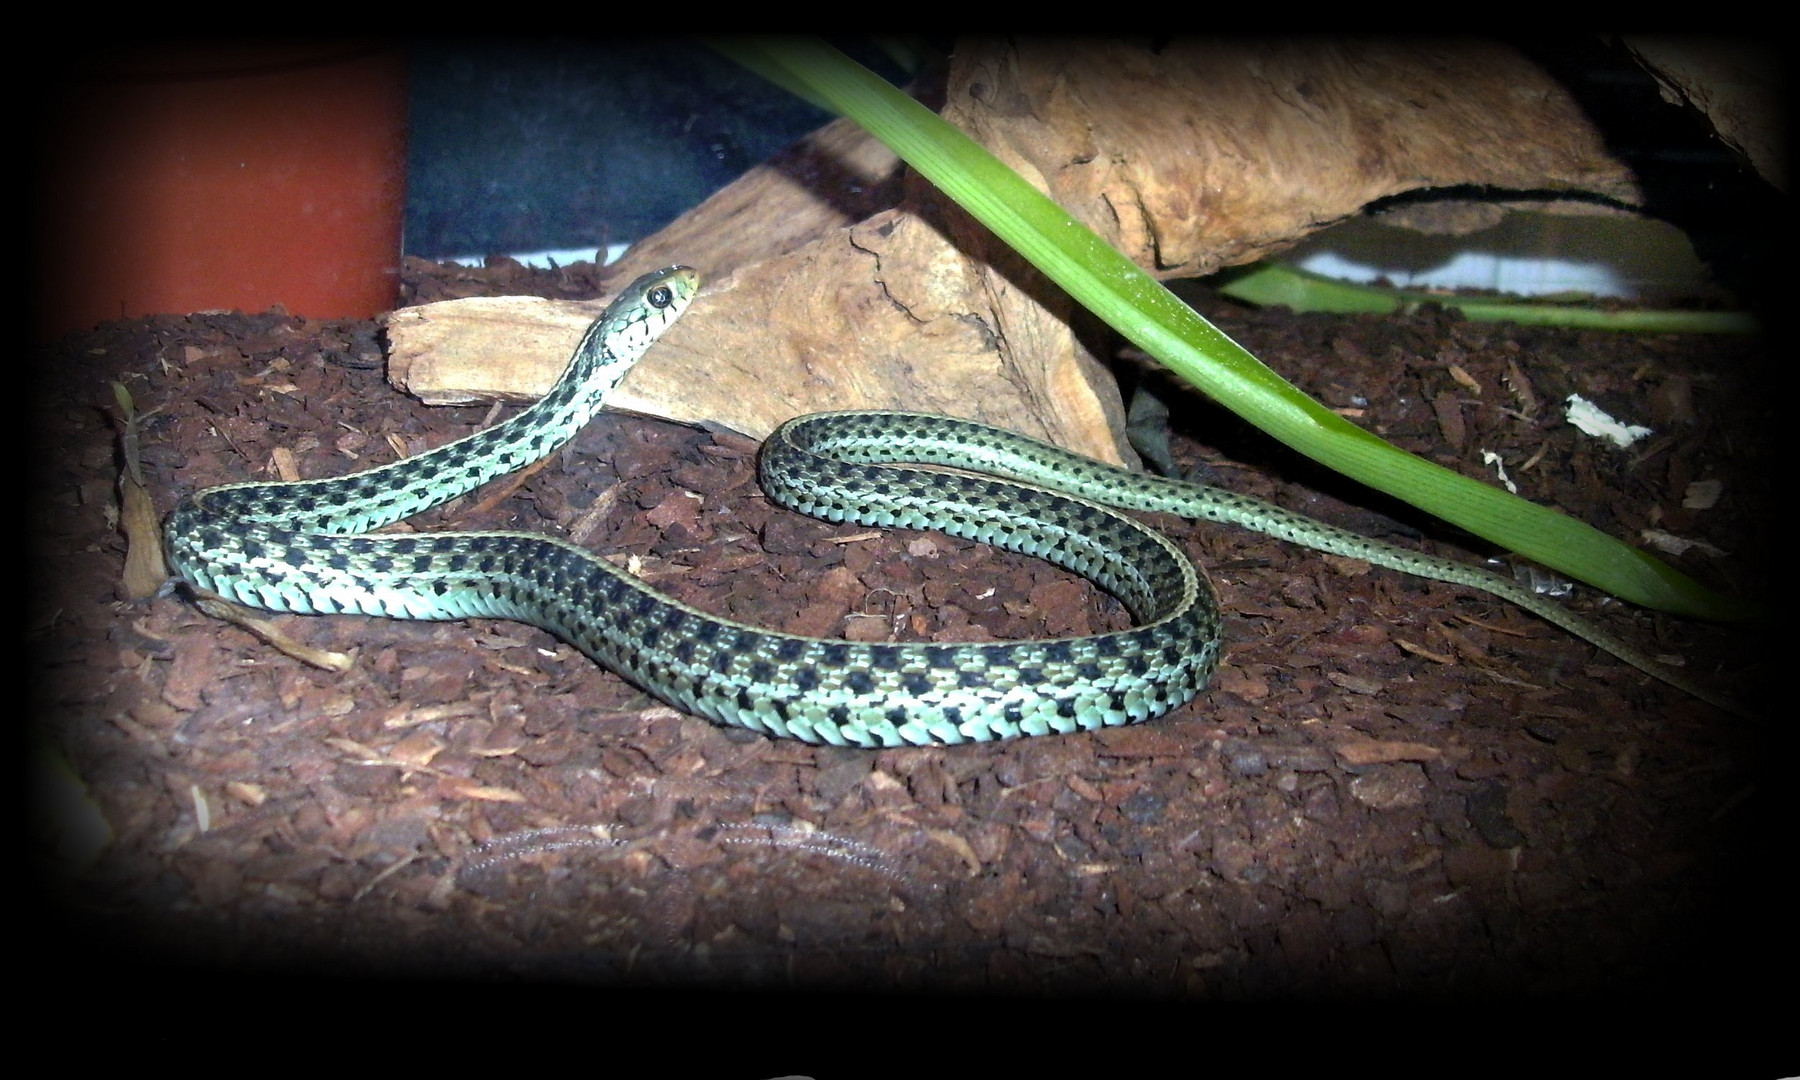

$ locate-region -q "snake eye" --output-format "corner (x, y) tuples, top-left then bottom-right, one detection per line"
(647, 285), (674, 309)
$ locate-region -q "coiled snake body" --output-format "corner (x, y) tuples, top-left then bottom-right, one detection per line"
(164, 266), (1727, 746)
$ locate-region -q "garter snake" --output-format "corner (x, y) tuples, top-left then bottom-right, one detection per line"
(164, 265), (1733, 746)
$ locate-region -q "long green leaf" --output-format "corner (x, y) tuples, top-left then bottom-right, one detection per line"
(1217, 263), (1761, 334)
(718, 38), (1750, 620)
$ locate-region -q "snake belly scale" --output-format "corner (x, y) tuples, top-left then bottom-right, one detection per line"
(164, 265), (1727, 748)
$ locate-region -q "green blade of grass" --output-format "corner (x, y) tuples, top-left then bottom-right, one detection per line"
(717, 38), (1751, 621)
(1217, 263), (1761, 334)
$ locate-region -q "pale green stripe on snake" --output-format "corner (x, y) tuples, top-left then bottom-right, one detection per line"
(163, 266), (1733, 747)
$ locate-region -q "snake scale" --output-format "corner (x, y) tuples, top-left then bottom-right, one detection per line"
(164, 266), (1732, 746)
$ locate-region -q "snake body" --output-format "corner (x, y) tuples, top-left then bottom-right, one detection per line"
(164, 266), (1728, 746)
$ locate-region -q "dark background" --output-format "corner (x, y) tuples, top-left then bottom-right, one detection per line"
(403, 39), (915, 260)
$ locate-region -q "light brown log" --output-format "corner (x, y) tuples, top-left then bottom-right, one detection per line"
(388, 40), (1653, 466)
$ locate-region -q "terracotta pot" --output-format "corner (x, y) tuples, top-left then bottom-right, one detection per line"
(37, 42), (408, 339)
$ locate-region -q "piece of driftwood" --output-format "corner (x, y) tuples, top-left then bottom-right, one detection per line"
(387, 39), (1655, 465)
(390, 208), (1132, 462)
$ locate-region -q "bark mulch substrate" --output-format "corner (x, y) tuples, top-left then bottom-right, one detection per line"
(29, 255), (1776, 1012)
